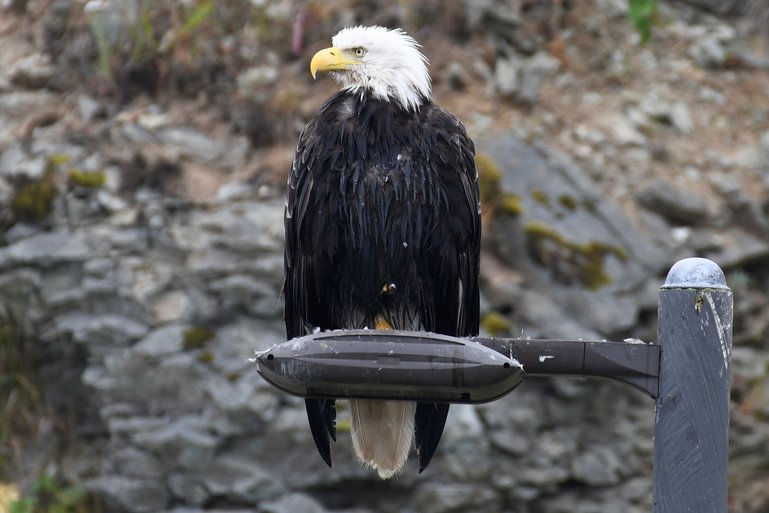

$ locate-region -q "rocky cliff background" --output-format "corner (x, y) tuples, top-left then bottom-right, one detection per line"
(1, 0), (769, 512)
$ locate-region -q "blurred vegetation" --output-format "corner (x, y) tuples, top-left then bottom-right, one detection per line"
(628, 0), (658, 44)
(1, 295), (99, 513)
(70, 0), (295, 100)
(0, 313), (44, 477)
(9, 473), (97, 513)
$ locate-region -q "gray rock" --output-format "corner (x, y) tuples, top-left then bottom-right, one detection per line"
(636, 180), (712, 225)
(220, 318), (285, 373)
(670, 102), (694, 134)
(516, 289), (603, 340)
(86, 476), (169, 513)
(489, 428), (530, 456)
(132, 416), (219, 469)
(106, 415), (169, 436)
(100, 349), (211, 415)
(612, 116), (647, 146)
(688, 36), (726, 68)
(445, 61), (468, 90)
(0, 230), (91, 269)
(571, 447), (623, 486)
(207, 382), (277, 431)
(197, 457), (285, 503)
(157, 127), (249, 169)
(0, 146), (46, 179)
(77, 94), (105, 121)
(519, 52), (560, 105)
(463, 0), (522, 31)
(236, 65), (279, 99)
(97, 190), (129, 213)
(677, 0), (745, 14)
(132, 324), (187, 356)
(594, 0), (627, 16)
(0, 91), (58, 118)
(710, 174), (769, 237)
(167, 472), (209, 506)
(495, 52), (559, 105)
(210, 274), (282, 318)
(157, 127), (224, 161)
(165, 509), (253, 513)
(413, 484), (499, 513)
(48, 313), (149, 348)
(108, 446), (166, 479)
(261, 493), (328, 513)
(704, 228), (769, 268)
(9, 53), (55, 89)
(479, 135), (666, 336)
(732, 347), (769, 381)
(0, 268), (44, 325)
(83, 0), (137, 45)
(152, 290), (194, 323)
(215, 181), (252, 202)
(443, 404), (484, 441)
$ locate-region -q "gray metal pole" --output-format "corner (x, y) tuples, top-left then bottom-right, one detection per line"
(653, 257), (733, 513)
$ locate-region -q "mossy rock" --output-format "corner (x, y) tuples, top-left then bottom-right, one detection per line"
(558, 194), (578, 210)
(524, 220), (627, 291)
(530, 188), (550, 207)
(476, 153), (502, 204)
(11, 170), (57, 224)
(476, 153), (525, 218)
(197, 350), (215, 364)
(68, 169), (107, 188)
(481, 311), (512, 337)
(500, 192), (524, 217)
(336, 417), (351, 433)
(183, 326), (215, 350)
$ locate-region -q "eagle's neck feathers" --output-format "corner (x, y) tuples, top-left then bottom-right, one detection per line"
(330, 26), (431, 112)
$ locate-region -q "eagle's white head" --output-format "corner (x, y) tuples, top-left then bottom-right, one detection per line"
(310, 26), (431, 112)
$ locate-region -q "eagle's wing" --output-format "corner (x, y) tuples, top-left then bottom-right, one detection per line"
(414, 104), (480, 472)
(284, 113), (337, 468)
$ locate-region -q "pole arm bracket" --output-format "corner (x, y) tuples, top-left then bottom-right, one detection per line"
(253, 330), (660, 403)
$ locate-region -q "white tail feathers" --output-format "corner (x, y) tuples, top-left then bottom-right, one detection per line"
(350, 399), (416, 479)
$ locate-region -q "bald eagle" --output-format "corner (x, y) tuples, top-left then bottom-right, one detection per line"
(284, 26), (480, 478)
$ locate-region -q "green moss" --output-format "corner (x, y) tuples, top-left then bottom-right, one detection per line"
(11, 170), (57, 224)
(226, 371), (240, 382)
(476, 153), (502, 204)
(336, 417), (351, 433)
(197, 350), (215, 364)
(183, 326), (215, 350)
(10, 473), (94, 513)
(530, 188), (550, 207)
(68, 168), (107, 188)
(500, 192), (524, 217)
(481, 311), (511, 337)
(47, 154), (71, 168)
(524, 221), (627, 291)
(558, 194), (578, 210)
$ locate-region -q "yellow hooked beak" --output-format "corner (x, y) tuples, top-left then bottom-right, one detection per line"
(310, 47), (360, 79)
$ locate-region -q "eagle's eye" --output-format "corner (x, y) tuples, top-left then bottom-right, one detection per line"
(353, 47), (367, 58)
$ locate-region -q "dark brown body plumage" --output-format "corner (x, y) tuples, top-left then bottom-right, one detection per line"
(284, 90), (481, 472)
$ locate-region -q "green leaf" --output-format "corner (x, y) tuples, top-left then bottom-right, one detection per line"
(180, 0), (214, 36)
(9, 498), (35, 513)
(628, 0), (657, 44)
